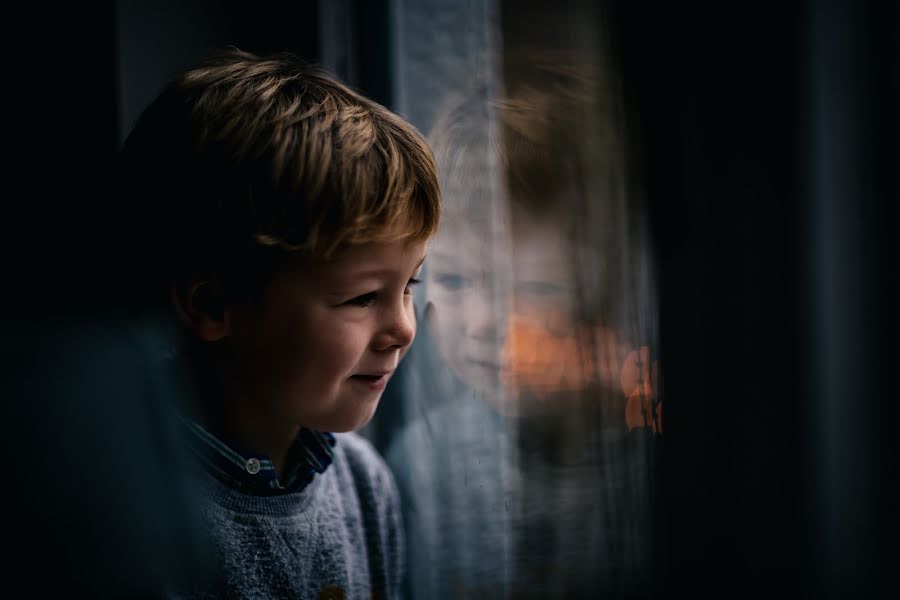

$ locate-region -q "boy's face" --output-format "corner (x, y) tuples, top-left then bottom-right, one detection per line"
(426, 215), (510, 402)
(426, 207), (585, 416)
(224, 240), (427, 433)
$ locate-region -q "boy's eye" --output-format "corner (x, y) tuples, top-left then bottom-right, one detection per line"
(405, 278), (422, 295)
(435, 273), (465, 291)
(346, 292), (377, 307)
(344, 278), (420, 307)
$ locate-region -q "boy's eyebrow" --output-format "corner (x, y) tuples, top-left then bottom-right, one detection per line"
(347, 255), (427, 279)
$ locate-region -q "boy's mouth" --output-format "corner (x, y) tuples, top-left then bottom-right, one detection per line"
(349, 371), (392, 391)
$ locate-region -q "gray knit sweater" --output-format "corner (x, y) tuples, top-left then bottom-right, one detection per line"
(171, 432), (404, 600)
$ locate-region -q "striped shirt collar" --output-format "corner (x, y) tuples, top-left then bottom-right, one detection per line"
(180, 416), (336, 495)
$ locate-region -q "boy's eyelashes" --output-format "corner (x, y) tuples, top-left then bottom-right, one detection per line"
(343, 278), (421, 307)
(346, 292), (377, 307)
(433, 272), (468, 291)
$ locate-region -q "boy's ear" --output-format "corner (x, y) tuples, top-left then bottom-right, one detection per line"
(170, 278), (230, 342)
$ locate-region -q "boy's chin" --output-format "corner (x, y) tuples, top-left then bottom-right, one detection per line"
(311, 403), (380, 434)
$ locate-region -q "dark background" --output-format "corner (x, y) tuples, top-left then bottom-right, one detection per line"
(611, 1), (897, 597)
(4, 1), (896, 597)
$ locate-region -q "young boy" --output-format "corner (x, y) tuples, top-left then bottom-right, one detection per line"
(118, 50), (440, 599)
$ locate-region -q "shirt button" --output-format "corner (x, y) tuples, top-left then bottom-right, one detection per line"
(246, 458), (261, 475)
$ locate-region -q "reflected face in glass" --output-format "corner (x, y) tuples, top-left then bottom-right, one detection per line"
(225, 240), (426, 433)
(425, 207), (584, 414)
(425, 216), (510, 401)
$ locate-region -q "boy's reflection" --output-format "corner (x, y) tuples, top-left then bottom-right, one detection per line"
(388, 55), (659, 598)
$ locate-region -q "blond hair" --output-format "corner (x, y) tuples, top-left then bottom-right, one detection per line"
(119, 50), (440, 303)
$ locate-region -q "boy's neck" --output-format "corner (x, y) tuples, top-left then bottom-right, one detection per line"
(182, 356), (301, 482)
(209, 401), (301, 482)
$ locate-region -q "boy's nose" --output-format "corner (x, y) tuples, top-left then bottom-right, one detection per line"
(464, 284), (507, 344)
(374, 302), (416, 352)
